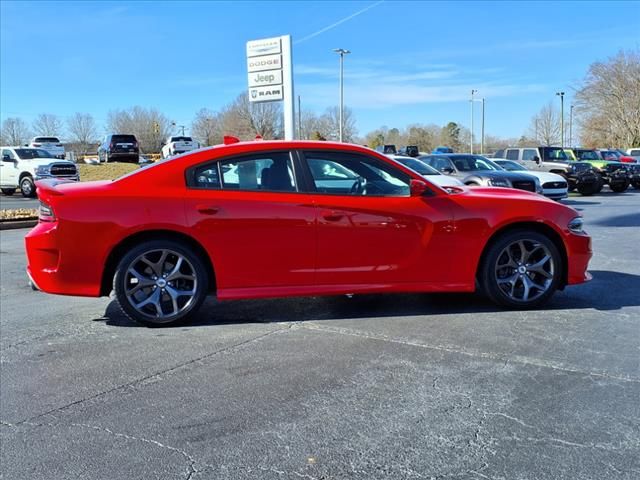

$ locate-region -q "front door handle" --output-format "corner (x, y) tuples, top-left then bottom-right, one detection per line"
(321, 210), (344, 221)
(196, 204), (220, 215)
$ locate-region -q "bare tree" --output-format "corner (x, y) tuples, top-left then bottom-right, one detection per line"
(191, 108), (223, 146)
(299, 110), (330, 140)
(219, 94), (283, 140)
(32, 113), (63, 137)
(321, 106), (357, 142)
(67, 113), (98, 154)
(1, 117), (31, 146)
(528, 102), (561, 146)
(574, 49), (640, 147)
(106, 106), (172, 153)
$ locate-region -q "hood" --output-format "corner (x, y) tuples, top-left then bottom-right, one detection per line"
(468, 170), (538, 181)
(424, 174), (464, 187)
(522, 170), (566, 183)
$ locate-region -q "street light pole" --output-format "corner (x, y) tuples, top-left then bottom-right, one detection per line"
(470, 89), (478, 153)
(569, 104), (574, 148)
(298, 95), (302, 140)
(481, 98), (485, 155)
(333, 48), (351, 142)
(556, 91), (565, 148)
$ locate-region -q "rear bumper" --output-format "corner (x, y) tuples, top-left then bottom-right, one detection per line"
(565, 232), (593, 285)
(25, 222), (101, 297)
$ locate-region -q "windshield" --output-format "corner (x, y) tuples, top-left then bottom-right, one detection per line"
(14, 148), (54, 159)
(576, 150), (600, 160)
(542, 147), (568, 161)
(394, 156), (439, 175)
(448, 155), (500, 172)
(495, 160), (527, 171)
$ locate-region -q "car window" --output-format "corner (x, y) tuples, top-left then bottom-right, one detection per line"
(450, 155), (499, 172)
(112, 135), (137, 143)
(13, 148), (52, 159)
(542, 148), (567, 161)
(506, 149), (520, 160)
(522, 149), (537, 161)
(218, 152), (296, 192)
(421, 156), (454, 172)
(304, 151), (410, 196)
(394, 156), (439, 175)
(33, 137), (60, 143)
(171, 137), (192, 142)
(2, 149), (15, 160)
(496, 160), (526, 171)
(577, 150), (599, 160)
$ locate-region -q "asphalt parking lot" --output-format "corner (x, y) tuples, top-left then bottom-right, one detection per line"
(0, 194), (38, 210)
(1, 191), (639, 480)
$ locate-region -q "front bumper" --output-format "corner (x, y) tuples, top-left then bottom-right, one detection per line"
(565, 232), (593, 285)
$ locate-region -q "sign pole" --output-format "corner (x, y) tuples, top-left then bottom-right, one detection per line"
(281, 35), (294, 140)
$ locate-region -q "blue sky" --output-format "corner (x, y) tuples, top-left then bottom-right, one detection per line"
(1, 0), (638, 139)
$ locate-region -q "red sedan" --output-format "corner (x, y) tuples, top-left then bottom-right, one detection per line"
(26, 140), (592, 326)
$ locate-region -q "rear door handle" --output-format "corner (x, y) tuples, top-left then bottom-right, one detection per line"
(321, 209), (344, 221)
(196, 204), (220, 215)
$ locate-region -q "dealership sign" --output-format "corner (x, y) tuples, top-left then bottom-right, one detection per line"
(246, 35), (294, 139)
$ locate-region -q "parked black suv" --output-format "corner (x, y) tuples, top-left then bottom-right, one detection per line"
(98, 134), (139, 163)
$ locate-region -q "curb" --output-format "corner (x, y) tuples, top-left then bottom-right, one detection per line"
(0, 219), (38, 230)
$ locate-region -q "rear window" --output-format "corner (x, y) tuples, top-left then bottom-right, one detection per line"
(171, 137), (192, 142)
(34, 137), (60, 143)
(112, 135), (137, 143)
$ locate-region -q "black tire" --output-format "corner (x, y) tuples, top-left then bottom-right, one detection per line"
(1, 188), (15, 196)
(20, 176), (36, 198)
(632, 181), (640, 190)
(479, 230), (562, 309)
(577, 182), (597, 196)
(594, 176), (604, 193)
(113, 239), (209, 327)
(610, 180), (629, 193)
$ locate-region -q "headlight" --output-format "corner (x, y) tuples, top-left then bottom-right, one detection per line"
(568, 217), (584, 234)
(489, 178), (509, 187)
(35, 165), (51, 176)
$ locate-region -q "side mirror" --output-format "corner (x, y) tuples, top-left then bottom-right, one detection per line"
(410, 179), (429, 196)
(440, 167), (454, 174)
(533, 156), (541, 163)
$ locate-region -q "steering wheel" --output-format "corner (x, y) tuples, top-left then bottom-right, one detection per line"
(350, 177), (366, 195)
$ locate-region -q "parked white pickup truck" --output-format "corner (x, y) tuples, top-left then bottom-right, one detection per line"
(1, 147), (79, 197)
(161, 136), (199, 159)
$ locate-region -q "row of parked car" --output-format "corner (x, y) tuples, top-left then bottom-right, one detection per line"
(380, 144), (639, 198)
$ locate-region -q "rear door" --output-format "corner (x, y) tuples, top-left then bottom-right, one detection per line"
(299, 149), (454, 287)
(184, 149), (317, 297)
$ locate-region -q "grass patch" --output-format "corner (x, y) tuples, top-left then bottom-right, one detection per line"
(0, 208), (38, 220)
(78, 162), (139, 182)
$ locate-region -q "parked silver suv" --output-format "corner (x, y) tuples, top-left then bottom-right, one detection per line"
(493, 147), (572, 176)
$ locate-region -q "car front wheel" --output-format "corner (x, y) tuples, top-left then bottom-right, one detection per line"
(480, 231), (562, 308)
(114, 240), (209, 327)
(20, 176), (36, 198)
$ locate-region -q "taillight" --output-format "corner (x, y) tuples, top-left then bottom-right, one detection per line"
(110, 143), (115, 149)
(33, 143), (41, 147)
(38, 201), (56, 222)
(56, 143), (63, 147)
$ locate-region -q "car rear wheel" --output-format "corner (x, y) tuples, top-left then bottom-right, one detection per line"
(114, 240), (209, 327)
(610, 180), (629, 193)
(577, 182), (597, 196)
(480, 231), (562, 308)
(20, 176), (36, 198)
(1, 188), (15, 196)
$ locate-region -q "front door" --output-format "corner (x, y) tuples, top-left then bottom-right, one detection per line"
(0, 149), (19, 187)
(300, 150), (453, 287)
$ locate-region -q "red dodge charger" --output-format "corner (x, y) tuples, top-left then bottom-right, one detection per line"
(26, 140), (592, 326)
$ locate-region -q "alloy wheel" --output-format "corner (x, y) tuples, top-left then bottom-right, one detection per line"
(494, 239), (554, 302)
(124, 249), (198, 320)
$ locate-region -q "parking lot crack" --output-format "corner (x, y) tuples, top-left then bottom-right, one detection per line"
(301, 323), (640, 384)
(18, 327), (288, 426)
